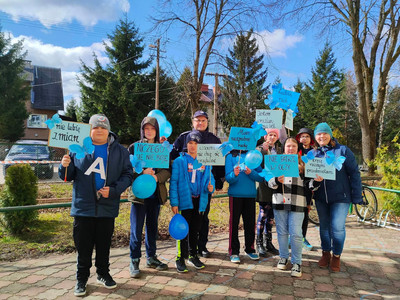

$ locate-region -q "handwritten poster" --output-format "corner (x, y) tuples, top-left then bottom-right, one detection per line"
(134, 143), (170, 168)
(264, 154), (299, 177)
(197, 144), (225, 166)
(255, 109), (283, 129)
(305, 157), (336, 180)
(228, 127), (257, 150)
(285, 109), (294, 131)
(48, 121), (91, 149)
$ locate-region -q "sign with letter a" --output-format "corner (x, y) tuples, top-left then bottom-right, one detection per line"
(84, 157), (106, 179)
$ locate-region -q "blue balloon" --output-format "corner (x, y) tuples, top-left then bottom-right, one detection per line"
(244, 150), (263, 169)
(132, 174), (157, 199)
(161, 121), (173, 138)
(169, 214), (189, 240)
(148, 110), (167, 137)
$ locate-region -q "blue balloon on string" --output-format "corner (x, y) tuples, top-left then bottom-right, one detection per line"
(244, 150), (263, 169)
(132, 174), (157, 199)
(169, 214), (189, 240)
(148, 109), (166, 120)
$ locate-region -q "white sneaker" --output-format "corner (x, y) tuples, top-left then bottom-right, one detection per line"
(291, 263), (302, 277)
(277, 258), (289, 270)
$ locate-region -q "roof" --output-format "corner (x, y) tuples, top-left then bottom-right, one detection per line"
(24, 64), (64, 111)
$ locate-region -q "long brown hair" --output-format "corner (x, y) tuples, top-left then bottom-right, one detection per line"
(283, 137), (305, 174)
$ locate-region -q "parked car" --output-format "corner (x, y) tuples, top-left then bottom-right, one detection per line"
(3, 140), (54, 179)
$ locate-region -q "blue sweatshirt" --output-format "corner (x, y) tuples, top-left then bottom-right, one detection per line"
(225, 152), (264, 198)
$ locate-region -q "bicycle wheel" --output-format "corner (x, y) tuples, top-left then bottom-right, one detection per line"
(308, 200), (320, 225)
(355, 186), (378, 221)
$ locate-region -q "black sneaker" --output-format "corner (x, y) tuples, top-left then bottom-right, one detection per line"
(147, 256), (168, 271)
(74, 281), (87, 297)
(130, 259), (140, 278)
(97, 273), (117, 289)
(175, 257), (188, 273)
(199, 248), (211, 258)
(188, 255), (205, 270)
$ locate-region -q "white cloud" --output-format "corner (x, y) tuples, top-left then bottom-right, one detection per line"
(0, 0), (130, 27)
(254, 29), (304, 58)
(10, 33), (109, 100)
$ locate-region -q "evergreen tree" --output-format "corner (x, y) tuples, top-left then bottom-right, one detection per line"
(65, 98), (78, 121)
(292, 79), (307, 132)
(299, 43), (345, 130)
(0, 28), (29, 142)
(382, 86), (400, 147)
(219, 31), (269, 131)
(78, 17), (151, 143)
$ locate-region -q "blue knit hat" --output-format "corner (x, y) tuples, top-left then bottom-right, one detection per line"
(314, 122), (333, 138)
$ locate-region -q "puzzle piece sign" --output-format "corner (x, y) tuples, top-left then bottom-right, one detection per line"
(264, 83), (300, 114)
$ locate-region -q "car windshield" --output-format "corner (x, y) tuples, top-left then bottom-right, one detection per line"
(8, 145), (50, 156)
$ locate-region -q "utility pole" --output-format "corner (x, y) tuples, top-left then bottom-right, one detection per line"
(149, 39), (160, 109)
(206, 72), (227, 135)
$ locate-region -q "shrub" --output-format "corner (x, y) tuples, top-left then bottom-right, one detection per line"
(373, 135), (400, 216)
(1, 164), (38, 234)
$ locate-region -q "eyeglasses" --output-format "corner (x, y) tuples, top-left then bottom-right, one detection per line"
(193, 119), (207, 123)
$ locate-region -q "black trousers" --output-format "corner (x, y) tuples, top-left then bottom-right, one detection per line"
(302, 208), (309, 238)
(178, 196), (204, 258)
(228, 196), (256, 256)
(198, 195), (211, 251)
(73, 216), (115, 281)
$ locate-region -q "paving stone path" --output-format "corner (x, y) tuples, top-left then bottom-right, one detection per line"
(1, 219), (399, 299)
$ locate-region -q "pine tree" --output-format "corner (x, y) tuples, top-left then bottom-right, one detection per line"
(0, 28), (29, 142)
(65, 98), (78, 121)
(219, 31), (269, 131)
(299, 43), (345, 130)
(78, 17), (151, 143)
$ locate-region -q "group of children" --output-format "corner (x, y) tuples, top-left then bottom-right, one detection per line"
(131, 114), (324, 279)
(60, 113), (349, 297)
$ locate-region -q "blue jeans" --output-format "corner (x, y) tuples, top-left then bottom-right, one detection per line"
(274, 209), (304, 265)
(129, 197), (160, 259)
(316, 201), (350, 255)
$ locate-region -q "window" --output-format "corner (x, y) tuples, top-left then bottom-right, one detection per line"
(27, 114), (48, 128)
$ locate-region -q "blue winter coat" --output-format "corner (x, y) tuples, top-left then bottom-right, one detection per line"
(169, 153), (215, 212)
(313, 141), (362, 204)
(58, 133), (133, 218)
(225, 152), (264, 198)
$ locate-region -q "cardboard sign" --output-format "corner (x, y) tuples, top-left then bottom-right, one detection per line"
(255, 109), (283, 129)
(285, 109), (294, 131)
(264, 154), (299, 177)
(228, 127), (257, 150)
(134, 143), (170, 168)
(197, 144), (225, 166)
(48, 121), (91, 149)
(305, 157), (336, 180)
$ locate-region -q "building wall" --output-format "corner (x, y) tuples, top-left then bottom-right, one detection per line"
(22, 101), (56, 141)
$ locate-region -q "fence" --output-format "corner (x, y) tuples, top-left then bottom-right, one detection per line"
(0, 142), (67, 183)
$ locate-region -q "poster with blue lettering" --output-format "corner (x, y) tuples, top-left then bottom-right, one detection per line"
(264, 154), (299, 177)
(264, 83), (300, 115)
(255, 109), (283, 129)
(134, 143), (170, 168)
(228, 127), (258, 150)
(305, 157), (336, 180)
(48, 121), (92, 149)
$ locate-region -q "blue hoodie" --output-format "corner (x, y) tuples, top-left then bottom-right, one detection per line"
(225, 151), (264, 198)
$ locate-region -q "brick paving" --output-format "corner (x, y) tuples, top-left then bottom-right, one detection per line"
(1, 219), (400, 299)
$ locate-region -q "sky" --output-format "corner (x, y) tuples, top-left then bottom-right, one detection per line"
(0, 0), (355, 111)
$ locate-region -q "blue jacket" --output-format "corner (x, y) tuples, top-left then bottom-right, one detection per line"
(169, 153), (215, 212)
(59, 132), (133, 218)
(313, 141), (362, 204)
(225, 152), (264, 198)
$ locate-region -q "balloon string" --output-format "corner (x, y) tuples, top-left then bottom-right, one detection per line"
(238, 150), (242, 165)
